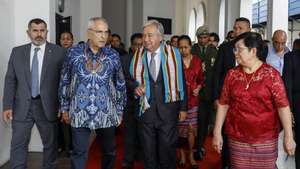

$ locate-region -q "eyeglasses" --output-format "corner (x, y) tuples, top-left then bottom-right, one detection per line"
(233, 47), (248, 53)
(88, 29), (109, 36)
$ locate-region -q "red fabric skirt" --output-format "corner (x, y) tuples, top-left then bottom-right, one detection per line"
(228, 138), (278, 169)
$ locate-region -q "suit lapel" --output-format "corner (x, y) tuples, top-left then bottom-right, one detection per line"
(40, 42), (51, 87)
(24, 44), (32, 89)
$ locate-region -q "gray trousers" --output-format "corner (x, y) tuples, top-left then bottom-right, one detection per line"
(10, 98), (57, 169)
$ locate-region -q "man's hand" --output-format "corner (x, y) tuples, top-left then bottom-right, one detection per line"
(179, 111), (187, 122)
(214, 100), (219, 109)
(134, 85), (145, 97)
(192, 85), (201, 96)
(60, 112), (71, 124)
(3, 109), (13, 123)
(117, 116), (123, 127)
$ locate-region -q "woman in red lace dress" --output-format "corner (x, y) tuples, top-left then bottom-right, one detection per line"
(212, 32), (296, 169)
(177, 35), (204, 168)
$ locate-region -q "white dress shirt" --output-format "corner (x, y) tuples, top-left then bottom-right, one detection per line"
(147, 47), (161, 79)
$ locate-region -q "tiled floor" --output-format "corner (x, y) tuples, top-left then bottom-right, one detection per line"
(0, 152), (71, 169)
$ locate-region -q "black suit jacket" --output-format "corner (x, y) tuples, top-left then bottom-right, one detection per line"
(282, 50), (300, 121)
(212, 42), (236, 100)
(120, 54), (138, 114)
(3, 42), (66, 121)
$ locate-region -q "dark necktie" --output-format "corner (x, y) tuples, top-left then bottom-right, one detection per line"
(149, 52), (156, 81)
(31, 47), (40, 97)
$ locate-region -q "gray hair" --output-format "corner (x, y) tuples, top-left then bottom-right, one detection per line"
(88, 17), (108, 29)
(143, 20), (164, 36)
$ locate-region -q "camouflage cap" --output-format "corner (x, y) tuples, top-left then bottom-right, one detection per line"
(196, 26), (209, 36)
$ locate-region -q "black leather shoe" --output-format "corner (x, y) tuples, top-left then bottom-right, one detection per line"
(194, 147), (205, 161)
(178, 160), (185, 168)
(191, 163), (199, 169)
(121, 162), (133, 169)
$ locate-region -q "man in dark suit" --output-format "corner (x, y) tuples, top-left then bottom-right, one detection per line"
(212, 17), (251, 169)
(282, 49), (300, 168)
(121, 33), (143, 169)
(2, 18), (65, 169)
(129, 20), (187, 169)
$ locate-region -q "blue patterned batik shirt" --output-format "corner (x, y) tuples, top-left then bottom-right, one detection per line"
(59, 43), (126, 129)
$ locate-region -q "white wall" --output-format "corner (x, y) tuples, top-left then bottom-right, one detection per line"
(0, 0), (56, 166)
(0, 0), (14, 166)
(175, 0), (186, 35)
(103, 0), (126, 44)
(79, 0), (102, 42)
(143, 0), (177, 41)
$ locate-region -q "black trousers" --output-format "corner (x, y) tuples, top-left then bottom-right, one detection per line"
(123, 103), (143, 166)
(197, 100), (214, 148)
(71, 126), (116, 169)
(139, 119), (178, 169)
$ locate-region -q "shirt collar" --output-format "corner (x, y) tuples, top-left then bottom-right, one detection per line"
(31, 42), (46, 52)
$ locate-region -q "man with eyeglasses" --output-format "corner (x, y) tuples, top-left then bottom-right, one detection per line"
(58, 17), (126, 169)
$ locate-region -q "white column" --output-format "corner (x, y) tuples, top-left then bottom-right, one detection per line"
(224, 0), (240, 36)
(240, 0), (253, 24)
(267, 0), (288, 40)
(126, 0), (133, 48)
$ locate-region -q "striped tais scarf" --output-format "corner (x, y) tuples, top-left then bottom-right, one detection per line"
(130, 44), (184, 115)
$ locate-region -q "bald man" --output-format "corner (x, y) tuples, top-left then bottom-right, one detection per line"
(266, 30), (294, 169)
(266, 30), (290, 76)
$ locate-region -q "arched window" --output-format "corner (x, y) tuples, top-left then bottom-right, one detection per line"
(188, 8), (197, 42)
(196, 2), (205, 28)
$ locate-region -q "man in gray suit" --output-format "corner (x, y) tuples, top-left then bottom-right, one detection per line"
(2, 18), (65, 169)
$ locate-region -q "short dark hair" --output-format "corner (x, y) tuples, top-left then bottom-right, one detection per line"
(171, 35), (179, 41)
(111, 34), (121, 40)
(28, 18), (47, 29)
(293, 38), (300, 51)
(178, 35), (192, 46)
(235, 17), (250, 28)
(209, 32), (220, 42)
(60, 31), (74, 40)
(233, 32), (264, 60)
(130, 33), (143, 44)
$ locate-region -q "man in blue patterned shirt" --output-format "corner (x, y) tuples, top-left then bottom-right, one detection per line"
(58, 17), (126, 169)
